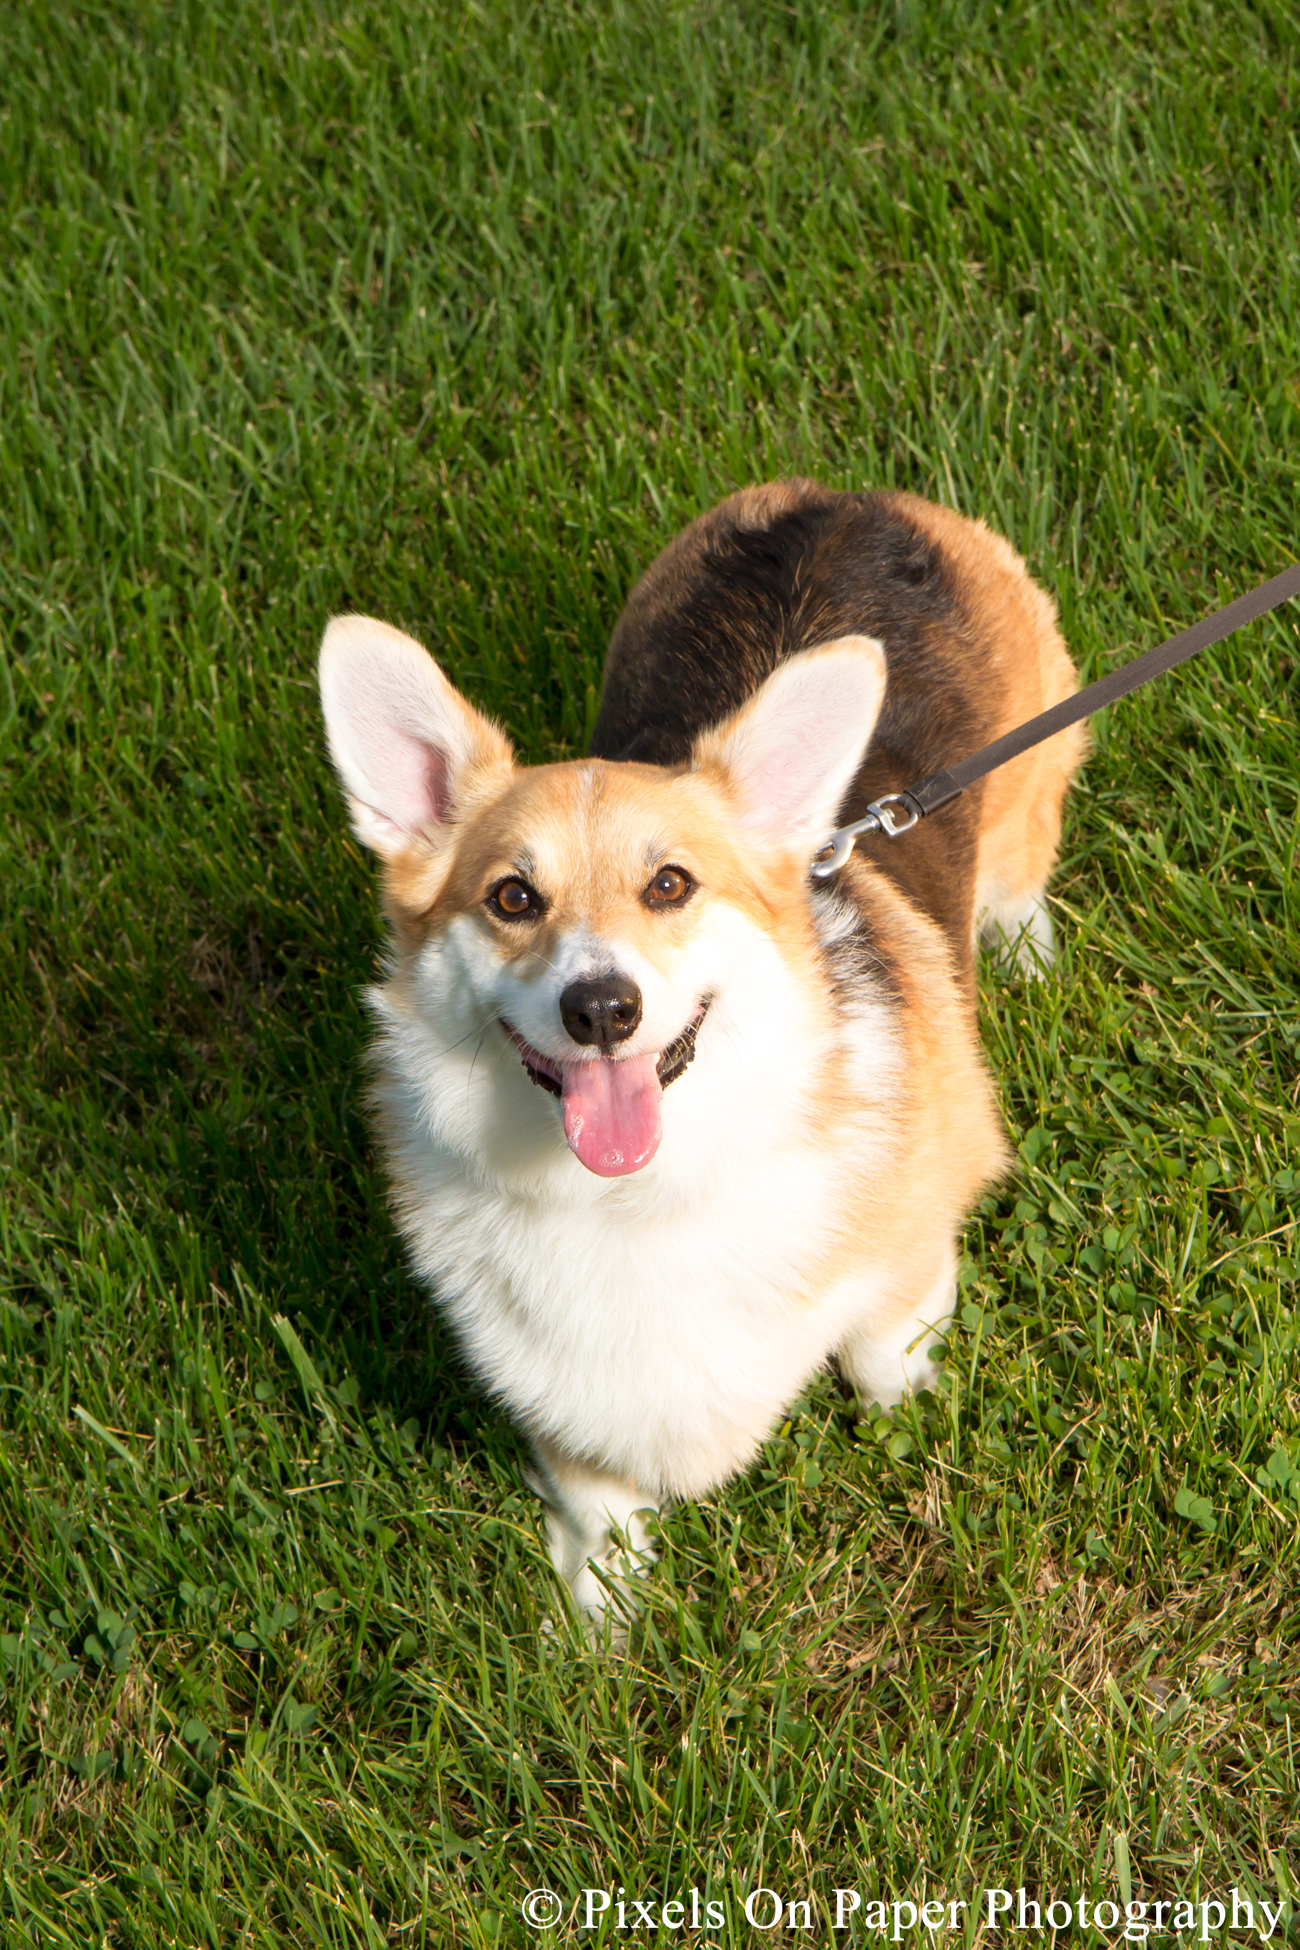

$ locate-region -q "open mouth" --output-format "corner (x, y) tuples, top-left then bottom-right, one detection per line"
(504, 1004), (709, 1099)
(500, 1001), (711, 1178)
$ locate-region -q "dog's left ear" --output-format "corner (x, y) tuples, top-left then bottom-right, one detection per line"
(693, 636), (887, 849)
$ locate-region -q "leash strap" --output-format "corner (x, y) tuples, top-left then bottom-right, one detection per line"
(812, 559), (1300, 877)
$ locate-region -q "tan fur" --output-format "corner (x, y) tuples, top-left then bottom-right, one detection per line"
(814, 858), (1010, 1329)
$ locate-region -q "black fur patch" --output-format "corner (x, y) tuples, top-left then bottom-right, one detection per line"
(590, 485), (1005, 988)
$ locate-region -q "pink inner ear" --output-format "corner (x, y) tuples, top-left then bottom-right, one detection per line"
(729, 699), (849, 841)
(320, 615), (508, 847)
(746, 717), (827, 827)
(380, 725), (452, 830)
(706, 640), (887, 845)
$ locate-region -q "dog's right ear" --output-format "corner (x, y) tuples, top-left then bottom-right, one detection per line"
(318, 616), (513, 857)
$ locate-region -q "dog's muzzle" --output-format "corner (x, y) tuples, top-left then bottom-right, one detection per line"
(508, 999), (711, 1100)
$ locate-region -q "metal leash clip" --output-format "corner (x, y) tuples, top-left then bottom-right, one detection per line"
(811, 794), (920, 879)
(807, 558), (1300, 883)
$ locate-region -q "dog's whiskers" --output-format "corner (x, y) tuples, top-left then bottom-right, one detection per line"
(439, 1009), (508, 1059)
(465, 1021), (493, 1105)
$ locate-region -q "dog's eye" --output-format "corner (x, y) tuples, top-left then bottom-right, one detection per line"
(489, 878), (541, 920)
(643, 865), (695, 909)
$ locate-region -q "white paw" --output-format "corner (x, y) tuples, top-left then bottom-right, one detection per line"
(978, 895), (1055, 978)
(837, 1261), (956, 1407)
(528, 1452), (658, 1641)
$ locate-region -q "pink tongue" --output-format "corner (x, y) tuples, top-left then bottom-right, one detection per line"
(562, 1054), (663, 1177)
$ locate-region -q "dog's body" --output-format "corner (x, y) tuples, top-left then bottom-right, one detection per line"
(319, 481), (1084, 1622)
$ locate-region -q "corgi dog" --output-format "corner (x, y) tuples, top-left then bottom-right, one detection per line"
(318, 481), (1084, 1627)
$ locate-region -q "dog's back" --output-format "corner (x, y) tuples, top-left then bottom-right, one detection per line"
(593, 481), (1083, 983)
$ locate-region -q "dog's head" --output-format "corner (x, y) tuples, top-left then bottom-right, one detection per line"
(319, 617), (885, 1182)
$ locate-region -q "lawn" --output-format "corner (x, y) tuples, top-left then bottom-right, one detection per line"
(2, 1), (1298, 1943)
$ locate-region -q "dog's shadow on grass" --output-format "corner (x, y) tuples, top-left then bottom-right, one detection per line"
(46, 891), (505, 1459)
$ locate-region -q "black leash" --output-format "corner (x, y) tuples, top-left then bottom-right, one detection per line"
(812, 560), (1300, 877)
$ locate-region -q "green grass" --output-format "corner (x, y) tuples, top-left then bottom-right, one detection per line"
(2, 0), (1298, 1943)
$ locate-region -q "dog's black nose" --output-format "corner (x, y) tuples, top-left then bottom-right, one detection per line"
(559, 977), (642, 1048)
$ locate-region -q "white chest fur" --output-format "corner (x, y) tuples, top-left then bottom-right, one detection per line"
(367, 918), (902, 1498)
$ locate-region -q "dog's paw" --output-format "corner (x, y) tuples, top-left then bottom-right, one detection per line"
(568, 1520), (656, 1640)
(837, 1258), (956, 1409)
(529, 1442), (660, 1643)
(978, 894), (1056, 980)
(539, 1531), (655, 1649)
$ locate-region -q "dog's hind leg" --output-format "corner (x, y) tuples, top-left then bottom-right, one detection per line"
(972, 713), (1087, 981)
(970, 567), (1086, 979)
(835, 1246), (957, 1409)
(973, 756), (1077, 980)
(528, 1437), (659, 1636)
(976, 880), (1056, 977)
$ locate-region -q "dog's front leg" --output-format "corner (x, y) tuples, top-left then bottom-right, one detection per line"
(527, 1436), (659, 1633)
(836, 1245), (958, 1408)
